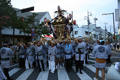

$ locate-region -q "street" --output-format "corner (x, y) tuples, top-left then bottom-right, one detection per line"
(8, 50), (120, 80)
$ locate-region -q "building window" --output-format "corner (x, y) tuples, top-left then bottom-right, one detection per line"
(85, 31), (88, 35)
(75, 31), (78, 35)
(85, 31), (91, 35)
(94, 34), (96, 38)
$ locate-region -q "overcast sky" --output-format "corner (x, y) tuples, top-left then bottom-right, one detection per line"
(11, 0), (118, 33)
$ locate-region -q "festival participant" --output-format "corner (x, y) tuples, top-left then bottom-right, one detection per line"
(117, 42), (120, 50)
(92, 41), (110, 80)
(85, 41), (89, 64)
(42, 40), (49, 68)
(37, 41), (45, 71)
(75, 38), (86, 74)
(30, 41), (38, 68)
(106, 41), (112, 63)
(25, 42), (34, 69)
(0, 43), (14, 80)
(17, 43), (26, 68)
(63, 39), (74, 72)
(48, 41), (57, 73)
(71, 39), (78, 66)
(56, 40), (63, 68)
(60, 40), (65, 67)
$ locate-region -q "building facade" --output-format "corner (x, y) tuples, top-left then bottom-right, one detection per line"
(1, 8), (51, 44)
(73, 24), (109, 41)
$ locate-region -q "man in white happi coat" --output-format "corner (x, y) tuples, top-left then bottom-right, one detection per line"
(75, 38), (86, 74)
(63, 39), (74, 72)
(92, 41), (110, 80)
(37, 41), (45, 72)
(48, 41), (57, 73)
(17, 43), (25, 68)
(31, 41), (38, 68)
(0, 43), (14, 80)
(26, 42), (34, 69)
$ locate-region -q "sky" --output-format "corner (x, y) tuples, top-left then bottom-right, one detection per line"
(11, 0), (118, 33)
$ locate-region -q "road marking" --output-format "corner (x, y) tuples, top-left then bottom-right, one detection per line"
(9, 68), (21, 76)
(58, 67), (70, 80)
(85, 65), (102, 77)
(16, 69), (34, 80)
(72, 66), (92, 80)
(36, 68), (49, 80)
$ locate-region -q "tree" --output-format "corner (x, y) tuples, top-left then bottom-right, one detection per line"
(35, 22), (50, 38)
(0, 0), (17, 47)
(17, 13), (50, 40)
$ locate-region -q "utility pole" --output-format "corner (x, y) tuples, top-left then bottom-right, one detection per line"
(110, 25), (112, 42)
(102, 12), (115, 42)
(105, 23), (107, 43)
(72, 11), (74, 38)
(84, 11), (92, 40)
(94, 17), (98, 40)
(87, 11), (92, 40)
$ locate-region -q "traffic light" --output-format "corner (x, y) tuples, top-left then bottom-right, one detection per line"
(21, 6), (34, 13)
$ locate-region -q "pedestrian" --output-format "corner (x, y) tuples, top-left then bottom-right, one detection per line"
(85, 42), (89, 64)
(117, 42), (119, 50)
(92, 41), (110, 80)
(0, 43), (14, 80)
(25, 42), (34, 69)
(17, 43), (26, 68)
(37, 41), (45, 72)
(31, 41), (38, 68)
(48, 41), (57, 73)
(63, 39), (74, 72)
(75, 38), (86, 74)
(42, 41), (49, 68)
(106, 41), (112, 63)
(56, 40), (62, 69)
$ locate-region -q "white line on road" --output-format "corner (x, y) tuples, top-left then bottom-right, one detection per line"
(36, 68), (49, 80)
(58, 67), (70, 80)
(72, 66), (93, 80)
(16, 69), (34, 80)
(9, 68), (21, 76)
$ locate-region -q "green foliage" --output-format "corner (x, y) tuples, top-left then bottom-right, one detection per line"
(0, 0), (17, 28)
(36, 22), (50, 37)
(17, 13), (50, 37)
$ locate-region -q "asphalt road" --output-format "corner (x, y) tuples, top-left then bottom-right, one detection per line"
(8, 50), (120, 80)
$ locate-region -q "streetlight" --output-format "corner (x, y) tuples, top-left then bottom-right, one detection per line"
(102, 12), (116, 42)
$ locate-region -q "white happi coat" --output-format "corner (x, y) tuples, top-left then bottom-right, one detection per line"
(48, 46), (57, 61)
(37, 45), (43, 60)
(92, 45), (110, 59)
(75, 42), (86, 61)
(0, 47), (13, 68)
(26, 47), (34, 62)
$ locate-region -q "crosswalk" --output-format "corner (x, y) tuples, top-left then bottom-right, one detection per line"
(8, 55), (109, 80)
(9, 64), (104, 80)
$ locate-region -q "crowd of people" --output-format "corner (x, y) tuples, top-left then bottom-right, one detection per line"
(111, 42), (120, 50)
(0, 37), (112, 80)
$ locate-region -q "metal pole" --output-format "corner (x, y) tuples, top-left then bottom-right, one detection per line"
(94, 17), (98, 40)
(87, 11), (90, 40)
(105, 23), (107, 42)
(113, 13), (116, 42)
(110, 25), (111, 42)
(72, 11), (74, 38)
